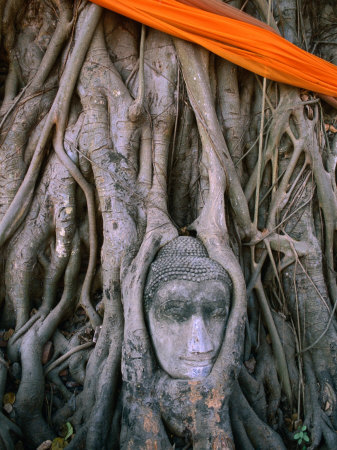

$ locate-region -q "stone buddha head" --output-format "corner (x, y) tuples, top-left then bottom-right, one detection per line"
(144, 236), (232, 380)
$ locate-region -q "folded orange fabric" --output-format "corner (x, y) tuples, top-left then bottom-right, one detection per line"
(89, 0), (337, 97)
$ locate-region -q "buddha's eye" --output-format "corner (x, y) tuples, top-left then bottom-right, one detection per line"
(204, 305), (226, 319)
(161, 302), (192, 322)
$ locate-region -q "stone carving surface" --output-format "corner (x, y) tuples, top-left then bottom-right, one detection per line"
(144, 236), (232, 379)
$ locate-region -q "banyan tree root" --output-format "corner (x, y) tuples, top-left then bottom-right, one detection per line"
(5, 151), (76, 332)
(9, 231), (81, 447)
(0, 0), (337, 448)
(230, 383), (286, 450)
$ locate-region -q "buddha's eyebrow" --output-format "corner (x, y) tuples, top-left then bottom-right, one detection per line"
(159, 297), (192, 307)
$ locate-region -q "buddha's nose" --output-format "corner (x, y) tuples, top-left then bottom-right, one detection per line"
(188, 316), (213, 354)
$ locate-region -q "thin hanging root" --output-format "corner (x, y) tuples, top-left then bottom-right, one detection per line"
(11, 234), (81, 446)
(10, 314), (41, 346)
(264, 241), (286, 307)
(37, 232), (81, 340)
(266, 146), (304, 229)
(246, 249), (268, 297)
(0, 0), (23, 110)
(0, 3), (103, 247)
(128, 24), (146, 122)
(44, 342), (94, 376)
(5, 153), (76, 341)
(302, 107), (337, 306)
(8, 0), (73, 109)
(254, 277), (293, 405)
(252, 0), (279, 32)
(125, 60), (139, 88)
(288, 240), (331, 313)
(174, 38), (254, 239)
(313, 150), (337, 305)
(0, 3), (102, 329)
(255, 74), (275, 113)
(133, 25), (152, 191)
(0, 0), (72, 130)
(250, 190), (316, 248)
(287, 245), (337, 355)
(244, 90), (309, 206)
(254, 75), (267, 228)
(53, 132), (101, 329)
(9, 229), (81, 362)
(0, 84), (28, 131)
(281, 163), (310, 222)
(28, 1), (73, 91)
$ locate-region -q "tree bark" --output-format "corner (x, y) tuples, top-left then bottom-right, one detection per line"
(0, 0), (337, 448)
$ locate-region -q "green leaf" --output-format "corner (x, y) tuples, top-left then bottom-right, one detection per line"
(298, 439), (302, 445)
(302, 425), (307, 431)
(64, 422), (73, 441)
(299, 431), (304, 438)
(294, 433), (300, 439)
(303, 435), (310, 443)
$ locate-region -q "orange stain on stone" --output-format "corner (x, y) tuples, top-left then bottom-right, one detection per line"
(188, 380), (203, 404)
(205, 387), (223, 422)
(144, 410), (160, 435)
(206, 387), (222, 410)
(212, 433), (235, 450)
(145, 439), (158, 450)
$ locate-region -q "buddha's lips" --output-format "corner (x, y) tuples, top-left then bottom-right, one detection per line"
(181, 356), (214, 366)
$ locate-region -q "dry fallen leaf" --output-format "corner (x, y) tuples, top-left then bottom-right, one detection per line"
(325, 124), (337, 133)
(51, 437), (67, 449)
(3, 329), (14, 341)
(284, 417), (293, 432)
(325, 401), (331, 411)
(3, 392), (15, 405)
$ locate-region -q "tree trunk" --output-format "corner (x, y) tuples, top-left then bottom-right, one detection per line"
(1, 0), (337, 448)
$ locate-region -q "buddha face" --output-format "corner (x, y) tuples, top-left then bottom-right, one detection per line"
(147, 279), (230, 379)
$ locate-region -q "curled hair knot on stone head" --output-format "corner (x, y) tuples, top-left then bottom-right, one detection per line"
(144, 236), (232, 313)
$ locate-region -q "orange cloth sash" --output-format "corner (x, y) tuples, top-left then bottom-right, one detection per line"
(89, 0), (337, 98)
